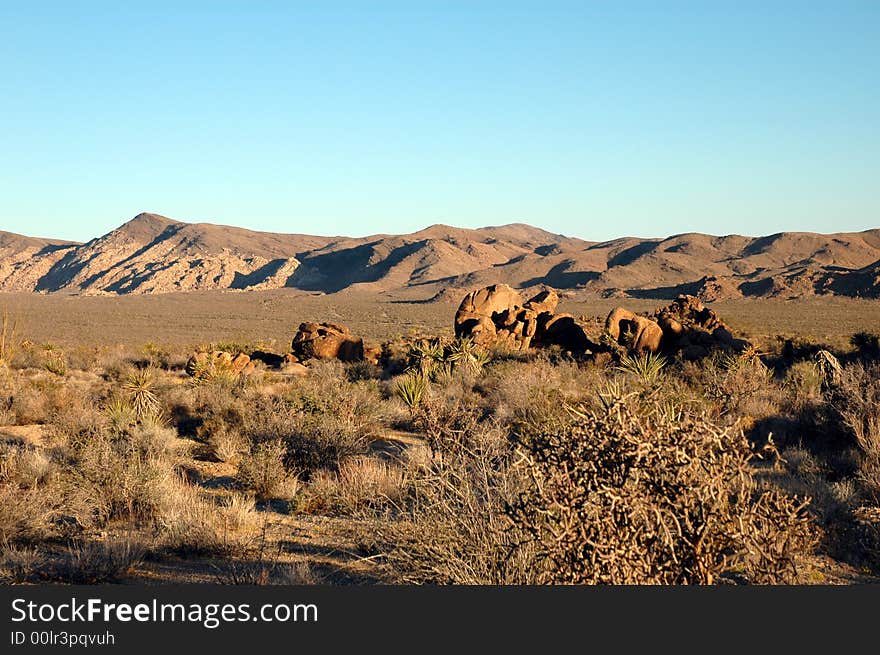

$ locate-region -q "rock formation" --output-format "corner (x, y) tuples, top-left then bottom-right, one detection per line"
(604, 295), (750, 360)
(454, 284), (602, 355)
(291, 322), (365, 362)
(604, 308), (664, 354)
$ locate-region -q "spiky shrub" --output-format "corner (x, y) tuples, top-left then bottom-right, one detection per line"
(44, 353), (67, 377)
(445, 337), (491, 373)
(507, 394), (816, 584)
(406, 338), (446, 378)
(617, 351), (667, 385)
(104, 398), (138, 435)
(394, 373), (428, 416)
(122, 367), (162, 421)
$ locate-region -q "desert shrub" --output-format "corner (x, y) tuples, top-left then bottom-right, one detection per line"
(0, 486), (55, 544)
(309, 456), (407, 514)
(44, 352), (68, 376)
(0, 443), (52, 488)
(186, 353), (244, 387)
(60, 538), (145, 583)
(236, 439), (295, 499)
(617, 351), (667, 386)
(481, 357), (597, 429)
(394, 373), (428, 416)
(507, 394), (816, 584)
(207, 425), (248, 464)
(63, 428), (178, 525)
(832, 363), (880, 503)
(104, 397), (138, 434)
(141, 342), (173, 369)
(0, 376), (83, 426)
(159, 488), (260, 557)
(0, 543), (43, 584)
(412, 390), (485, 456)
(345, 360), (382, 382)
(782, 360), (824, 413)
(121, 367), (162, 420)
(683, 349), (778, 423)
(361, 423), (537, 584)
(253, 363), (382, 473)
(445, 337), (491, 373)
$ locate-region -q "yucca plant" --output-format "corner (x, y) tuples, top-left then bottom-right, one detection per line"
(122, 367), (161, 420)
(188, 357), (238, 387)
(44, 353), (67, 376)
(617, 352), (667, 385)
(406, 338), (446, 378)
(395, 373), (428, 416)
(105, 397), (138, 434)
(445, 336), (491, 373)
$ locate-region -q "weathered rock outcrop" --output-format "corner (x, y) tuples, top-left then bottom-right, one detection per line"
(604, 295), (750, 360)
(605, 308), (664, 354)
(454, 284), (602, 355)
(291, 322), (364, 362)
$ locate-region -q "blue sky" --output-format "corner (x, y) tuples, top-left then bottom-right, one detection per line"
(0, 1), (877, 242)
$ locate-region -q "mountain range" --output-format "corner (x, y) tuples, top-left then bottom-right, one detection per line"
(1, 213), (879, 300)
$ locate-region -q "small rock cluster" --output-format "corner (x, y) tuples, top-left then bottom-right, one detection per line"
(185, 321), (380, 380)
(605, 295), (750, 360)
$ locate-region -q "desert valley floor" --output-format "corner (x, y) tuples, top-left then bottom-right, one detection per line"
(2, 289), (880, 585)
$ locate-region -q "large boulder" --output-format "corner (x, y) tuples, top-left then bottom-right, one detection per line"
(540, 314), (592, 353)
(291, 322), (364, 362)
(605, 308), (663, 354)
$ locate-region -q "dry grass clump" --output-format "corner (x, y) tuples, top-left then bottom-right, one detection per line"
(159, 489), (261, 557)
(0, 486), (57, 545)
(309, 457), (407, 514)
(59, 538), (146, 583)
(207, 425), (248, 464)
(0, 442), (52, 488)
(359, 421), (536, 585)
(0, 543), (44, 584)
(508, 392), (817, 584)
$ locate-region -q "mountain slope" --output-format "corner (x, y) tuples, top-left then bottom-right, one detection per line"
(1, 214), (878, 298)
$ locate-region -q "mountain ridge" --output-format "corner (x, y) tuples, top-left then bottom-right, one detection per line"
(1, 213), (878, 299)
